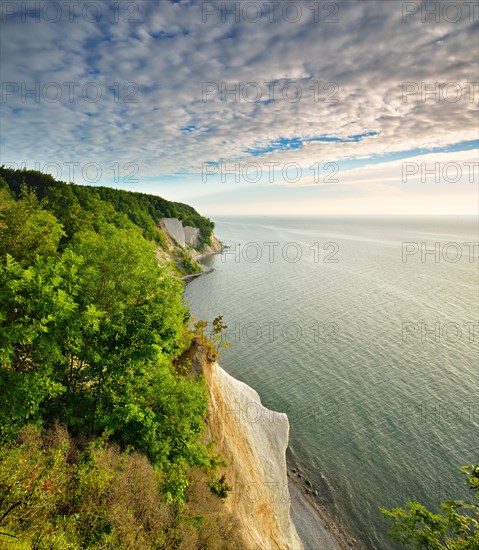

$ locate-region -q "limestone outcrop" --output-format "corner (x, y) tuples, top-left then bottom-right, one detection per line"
(205, 362), (303, 549)
(162, 217), (186, 247)
(162, 217), (219, 250)
(177, 341), (303, 550)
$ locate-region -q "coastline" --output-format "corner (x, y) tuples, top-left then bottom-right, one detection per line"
(181, 241), (226, 283)
(287, 471), (353, 549)
(184, 237), (355, 550)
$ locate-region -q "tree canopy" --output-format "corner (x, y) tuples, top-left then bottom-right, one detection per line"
(0, 166), (215, 245)
(0, 171), (219, 508)
(381, 465), (479, 549)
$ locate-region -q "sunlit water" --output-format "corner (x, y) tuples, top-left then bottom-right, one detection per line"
(184, 216), (478, 549)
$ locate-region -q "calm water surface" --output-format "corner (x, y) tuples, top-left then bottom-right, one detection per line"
(184, 216), (478, 549)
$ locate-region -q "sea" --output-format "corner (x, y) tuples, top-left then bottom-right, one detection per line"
(184, 216), (479, 549)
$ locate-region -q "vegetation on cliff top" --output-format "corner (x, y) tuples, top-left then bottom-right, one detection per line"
(0, 166), (215, 245)
(0, 170), (238, 549)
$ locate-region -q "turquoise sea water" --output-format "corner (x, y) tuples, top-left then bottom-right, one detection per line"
(184, 216), (478, 549)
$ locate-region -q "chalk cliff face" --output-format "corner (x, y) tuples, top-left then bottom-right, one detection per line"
(206, 363), (303, 550)
(162, 217), (221, 251)
(180, 341), (302, 550)
(162, 217), (186, 247)
(184, 225), (201, 248)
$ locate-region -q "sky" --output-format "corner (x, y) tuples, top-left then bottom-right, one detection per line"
(1, 0), (478, 216)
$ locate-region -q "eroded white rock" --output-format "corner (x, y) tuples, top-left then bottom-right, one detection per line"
(205, 362), (303, 550)
(162, 217), (185, 247)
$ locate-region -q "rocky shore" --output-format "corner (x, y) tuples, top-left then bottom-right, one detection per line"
(178, 338), (355, 549)
(287, 467), (358, 549)
(182, 235), (225, 282)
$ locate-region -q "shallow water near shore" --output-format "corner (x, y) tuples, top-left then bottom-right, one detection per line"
(184, 215), (478, 549)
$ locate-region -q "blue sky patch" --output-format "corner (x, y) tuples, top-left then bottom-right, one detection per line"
(245, 132), (379, 157)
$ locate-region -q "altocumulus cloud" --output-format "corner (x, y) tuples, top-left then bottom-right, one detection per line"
(0, 0), (477, 186)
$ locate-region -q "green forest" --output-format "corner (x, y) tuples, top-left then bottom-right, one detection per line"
(0, 168), (238, 549)
(1, 167), (476, 550)
(0, 167), (215, 246)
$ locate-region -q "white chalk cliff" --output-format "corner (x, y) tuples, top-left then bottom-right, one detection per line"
(203, 360), (303, 549)
(160, 217), (223, 261)
(176, 339), (302, 548)
(162, 217), (187, 247)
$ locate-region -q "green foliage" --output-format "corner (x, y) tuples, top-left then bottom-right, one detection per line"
(208, 474), (232, 500)
(0, 167), (237, 548)
(0, 176), (219, 504)
(0, 226), (211, 492)
(0, 253), (78, 440)
(192, 316), (231, 361)
(381, 465), (479, 549)
(0, 176), (9, 192)
(0, 166), (215, 245)
(176, 250), (202, 275)
(0, 186), (65, 263)
(0, 425), (244, 549)
(210, 316), (231, 353)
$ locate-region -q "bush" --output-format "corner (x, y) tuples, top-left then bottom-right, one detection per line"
(0, 426), (245, 549)
(381, 465), (479, 549)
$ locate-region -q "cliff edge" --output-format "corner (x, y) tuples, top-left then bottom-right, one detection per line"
(179, 341), (303, 550)
(161, 217), (222, 254)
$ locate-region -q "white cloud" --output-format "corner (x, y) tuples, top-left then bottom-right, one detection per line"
(272, 149), (479, 187)
(0, 0), (477, 213)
